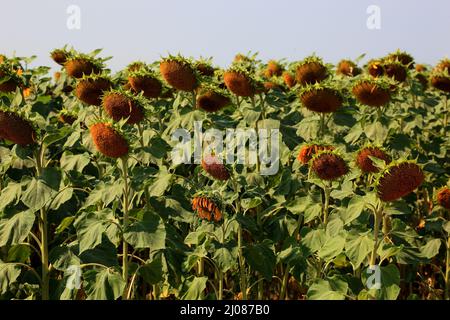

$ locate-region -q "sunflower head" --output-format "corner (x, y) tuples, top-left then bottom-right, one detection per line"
(191, 196), (223, 222)
(311, 150), (349, 181)
(355, 145), (391, 173)
(436, 186), (450, 210)
(159, 54), (199, 92)
(376, 160), (424, 202)
(297, 143), (334, 165)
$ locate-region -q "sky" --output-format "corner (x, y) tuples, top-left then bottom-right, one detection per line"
(0, 0), (449, 71)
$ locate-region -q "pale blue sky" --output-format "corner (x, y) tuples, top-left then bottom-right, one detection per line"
(1, 0), (449, 71)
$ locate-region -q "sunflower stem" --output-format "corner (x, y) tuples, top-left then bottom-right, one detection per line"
(137, 123), (145, 149)
(191, 91), (197, 109)
(35, 146), (49, 300)
(120, 156), (130, 299)
(445, 236), (450, 300)
(319, 113), (325, 139)
(280, 265), (289, 300)
(323, 181), (331, 227)
(370, 203), (384, 266)
(232, 178), (247, 300)
(444, 95), (448, 128)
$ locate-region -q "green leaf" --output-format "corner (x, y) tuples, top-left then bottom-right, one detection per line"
(180, 276), (208, 300)
(140, 254), (164, 285)
(7, 244), (31, 263)
(124, 212), (166, 250)
(213, 247), (236, 273)
(420, 239), (441, 259)
(241, 197), (262, 211)
(0, 181), (22, 211)
(55, 216), (75, 234)
(147, 172), (172, 197)
(318, 233), (346, 261)
(365, 121), (388, 144)
(243, 240), (276, 280)
(83, 268), (126, 300)
(340, 195), (367, 225)
(360, 264), (400, 300)
(74, 210), (114, 253)
(345, 233), (374, 269)
(21, 178), (54, 211)
(301, 228), (326, 253)
(49, 187), (73, 210)
(60, 152), (90, 172)
(0, 263), (21, 294)
(43, 126), (72, 147)
(0, 210), (35, 247)
(307, 276), (348, 300)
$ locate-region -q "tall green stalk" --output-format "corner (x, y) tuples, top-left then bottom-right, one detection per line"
(370, 204), (383, 266)
(35, 146), (49, 300)
(445, 236), (450, 300)
(323, 182), (331, 227)
(121, 157), (130, 299)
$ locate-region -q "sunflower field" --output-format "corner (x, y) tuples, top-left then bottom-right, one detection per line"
(0, 48), (449, 301)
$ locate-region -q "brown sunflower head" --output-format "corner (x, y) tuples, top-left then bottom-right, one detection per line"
(75, 75), (112, 106)
(223, 67), (256, 97)
(0, 110), (36, 146)
(300, 84), (343, 113)
(436, 59), (450, 73)
(58, 110), (77, 125)
(0, 63), (22, 93)
(384, 61), (408, 82)
(367, 59), (385, 78)
(50, 48), (70, 66)
(311, 151), (349, 181)
(126, 61), (146, 73)
(355, 146), (391, 173)
(128, 69), (162, 99)
(430, 68), (450, 93)
(415, 64), (427, 73)
(264, 60), (284, 78)
(195, 61), (216, 77)
(201, 154), (230, 180)
(297, 144), (334, 165)
(159, 56), (198, 92)
(387, 51), (414, 69)
(336, 60), (361, 77)
(64, 55), (102, 78)
(196, 84), (231, 112)
(352, 79), (391, 107)
(192, 196), (223, 222)
(102, 89), (145, 124)
(295, 57), (328, 85)
(376, 161), (424, 202)
(436, 187), (450, 210)
(89, 122), (129, 158)
(282, 71), (296, 88)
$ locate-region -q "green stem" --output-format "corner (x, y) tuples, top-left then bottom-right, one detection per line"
(35, 147), (49, 300)
(319, 113), (325, 139)
(232, 178), (247, 299)
(121, 157), (130, 299)
(192, 91), (197, 108)
(137, 123), (145, 149)
(444, 95), (448, 128)
(323, 182), (331, 227)
(237, 225), (247, 300)
(445, 236), (450, 300)
(370, 205), (383, 266)
(280, 266), (289, 300)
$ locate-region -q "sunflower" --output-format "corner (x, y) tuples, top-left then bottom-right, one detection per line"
(192, 196), (223, 222)
(89, 122), (129, 158)
(376, 161), (424, 202)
